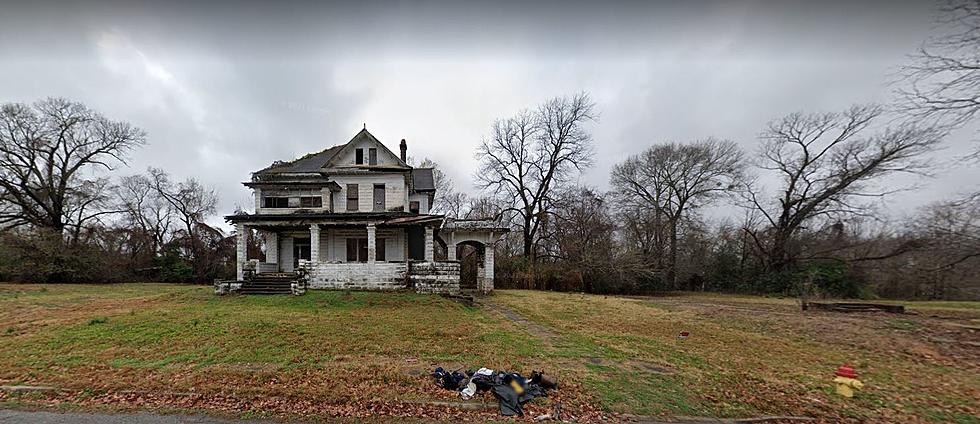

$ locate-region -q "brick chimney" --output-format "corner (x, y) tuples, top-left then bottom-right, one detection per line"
(399, 139), (407, 162)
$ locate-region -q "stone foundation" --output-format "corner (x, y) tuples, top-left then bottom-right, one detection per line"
(409, 261), (461, 295)
(300, 261), (460, 294)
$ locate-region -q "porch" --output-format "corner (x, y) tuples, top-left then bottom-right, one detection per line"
(231, 214), (471, 295)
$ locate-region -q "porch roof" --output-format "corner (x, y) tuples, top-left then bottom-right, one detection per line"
(226, 212), (444, 228)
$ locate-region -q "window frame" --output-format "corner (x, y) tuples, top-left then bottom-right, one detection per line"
(263, 197), (289, 208)
(373, 183), (385, 212)
(299, 196), (322, 208)
(355, 148), (364, 164)
(368, 148), (378, 165)
(346, 184), (359, 211)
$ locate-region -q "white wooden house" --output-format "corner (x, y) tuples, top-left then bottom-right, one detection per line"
(222, 128), (505, 295)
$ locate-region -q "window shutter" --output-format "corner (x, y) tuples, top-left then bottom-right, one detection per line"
(346, 184), (358, 211)
(368, 148), (377, 165)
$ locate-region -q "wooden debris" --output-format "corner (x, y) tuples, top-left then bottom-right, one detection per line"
(803, 302), (905, 314)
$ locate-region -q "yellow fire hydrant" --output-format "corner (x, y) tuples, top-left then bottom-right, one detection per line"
(833, 364), (864, 398)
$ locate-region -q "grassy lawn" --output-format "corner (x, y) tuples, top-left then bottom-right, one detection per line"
(0, 284), (978, 423)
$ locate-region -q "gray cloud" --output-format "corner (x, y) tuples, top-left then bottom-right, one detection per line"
(1, 0), (976, 229)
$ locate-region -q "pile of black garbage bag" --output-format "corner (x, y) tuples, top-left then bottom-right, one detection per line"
(432, 366), (558, 417)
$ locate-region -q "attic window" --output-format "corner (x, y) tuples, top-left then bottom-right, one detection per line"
(368, 148), (377, 165)
(355, 148), (364, 165)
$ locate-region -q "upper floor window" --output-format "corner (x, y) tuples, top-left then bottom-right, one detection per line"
(263, 197), (288, 208)
(346, 184), (359, 211)
(299, 196), (322, 208)
(263, 196), (321, 209)
(409, 201), (420, 214)
(368, 148), (378, 165)
(355, 148), (364, 164)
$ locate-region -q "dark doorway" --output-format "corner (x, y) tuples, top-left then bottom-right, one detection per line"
(293, 237), (311, 269)
(407, 227), (425, 260)
(456, 241), (484, 291)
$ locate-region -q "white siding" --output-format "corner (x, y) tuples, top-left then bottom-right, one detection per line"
(280, 237), (294, 272)
(408, 193), (430, 214)
(320, 228), (406, 262)
(333, 138), (402, 167)
(333, 173), (408, 212)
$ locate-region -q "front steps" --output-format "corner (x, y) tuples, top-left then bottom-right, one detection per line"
(239, 273), (299, 295)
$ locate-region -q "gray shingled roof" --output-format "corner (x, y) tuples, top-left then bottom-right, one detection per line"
(256, 145), (344, 174)
(412, 168), (435, 191)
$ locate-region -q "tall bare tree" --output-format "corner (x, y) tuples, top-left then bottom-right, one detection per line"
(148, 167), (217, 243)
(899, 0), (980, 133)
(476, 92), (597, 259)
(412, 157), (466, 217)
(115, 173), (175, 256)
(0, 98), (145, 235)
(743, 105), (945, 277)
(611, 139), (744, 286)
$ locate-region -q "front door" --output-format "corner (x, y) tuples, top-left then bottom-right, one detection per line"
(293, 237), (311, 269)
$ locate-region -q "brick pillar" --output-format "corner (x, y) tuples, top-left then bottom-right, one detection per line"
(424, 227), (434, 262)
(447, 232), (456, 261)
(253, 188), (262, 213)
(310, 224), (320, 264)
(367, 224), (377, 263)
(482, 243), (495, 293)
(236, 223), (247, 280)
(265, 231), (278, 266)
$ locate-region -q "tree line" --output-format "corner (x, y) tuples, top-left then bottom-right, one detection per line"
(445, 2), (979, 299)
(0, 98), (231, 283)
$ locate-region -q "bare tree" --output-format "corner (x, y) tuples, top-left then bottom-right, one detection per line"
(148, 167), (217, 243)
(0, 98), (145, 235)
(743, 105), (945, 277)
(898, 0), (980, 134)
(412, 157), (466, 217)
(115, 173), (175, 255)
(476, 92), (597, 259)
(611, 139), (744, 286)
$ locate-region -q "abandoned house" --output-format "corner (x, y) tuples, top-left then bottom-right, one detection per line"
(221, 128), (506, 295)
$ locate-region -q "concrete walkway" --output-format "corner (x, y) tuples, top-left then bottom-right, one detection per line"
(0, 410), (280, 424)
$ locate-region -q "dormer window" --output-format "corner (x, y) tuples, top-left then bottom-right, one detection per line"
(368, 148), (377, 165)
(355, 148), (364, 164)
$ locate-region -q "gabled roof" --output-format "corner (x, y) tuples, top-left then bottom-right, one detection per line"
(255, 145), (344, 174)
(323, 128), (410, 169)
(254, 128), (410, 175)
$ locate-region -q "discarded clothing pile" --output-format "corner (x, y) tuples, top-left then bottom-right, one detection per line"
(432, 366), (558, 417)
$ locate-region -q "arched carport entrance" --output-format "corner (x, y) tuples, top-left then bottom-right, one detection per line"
(437, 219), (509, 294)
(456, 240), (485, 291)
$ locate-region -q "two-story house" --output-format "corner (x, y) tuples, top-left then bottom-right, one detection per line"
(224, 128), (506, 295)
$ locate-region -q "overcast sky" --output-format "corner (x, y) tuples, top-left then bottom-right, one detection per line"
(1, 0), (977, 228)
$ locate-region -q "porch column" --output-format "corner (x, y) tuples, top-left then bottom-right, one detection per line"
(367, 224), (377, 263)
(265, 231), (278, 265)
(310, 224), (320, 264)
(482, 243), (495, 293)
(236, 223), (247, 280)
(424, 227), (434, 262)
(447, 232), (457, 261)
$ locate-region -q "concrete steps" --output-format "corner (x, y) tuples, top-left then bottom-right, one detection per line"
(240, 273), (298, 295)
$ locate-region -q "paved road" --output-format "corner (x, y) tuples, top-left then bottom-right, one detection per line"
(0, 410), (281, 424)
